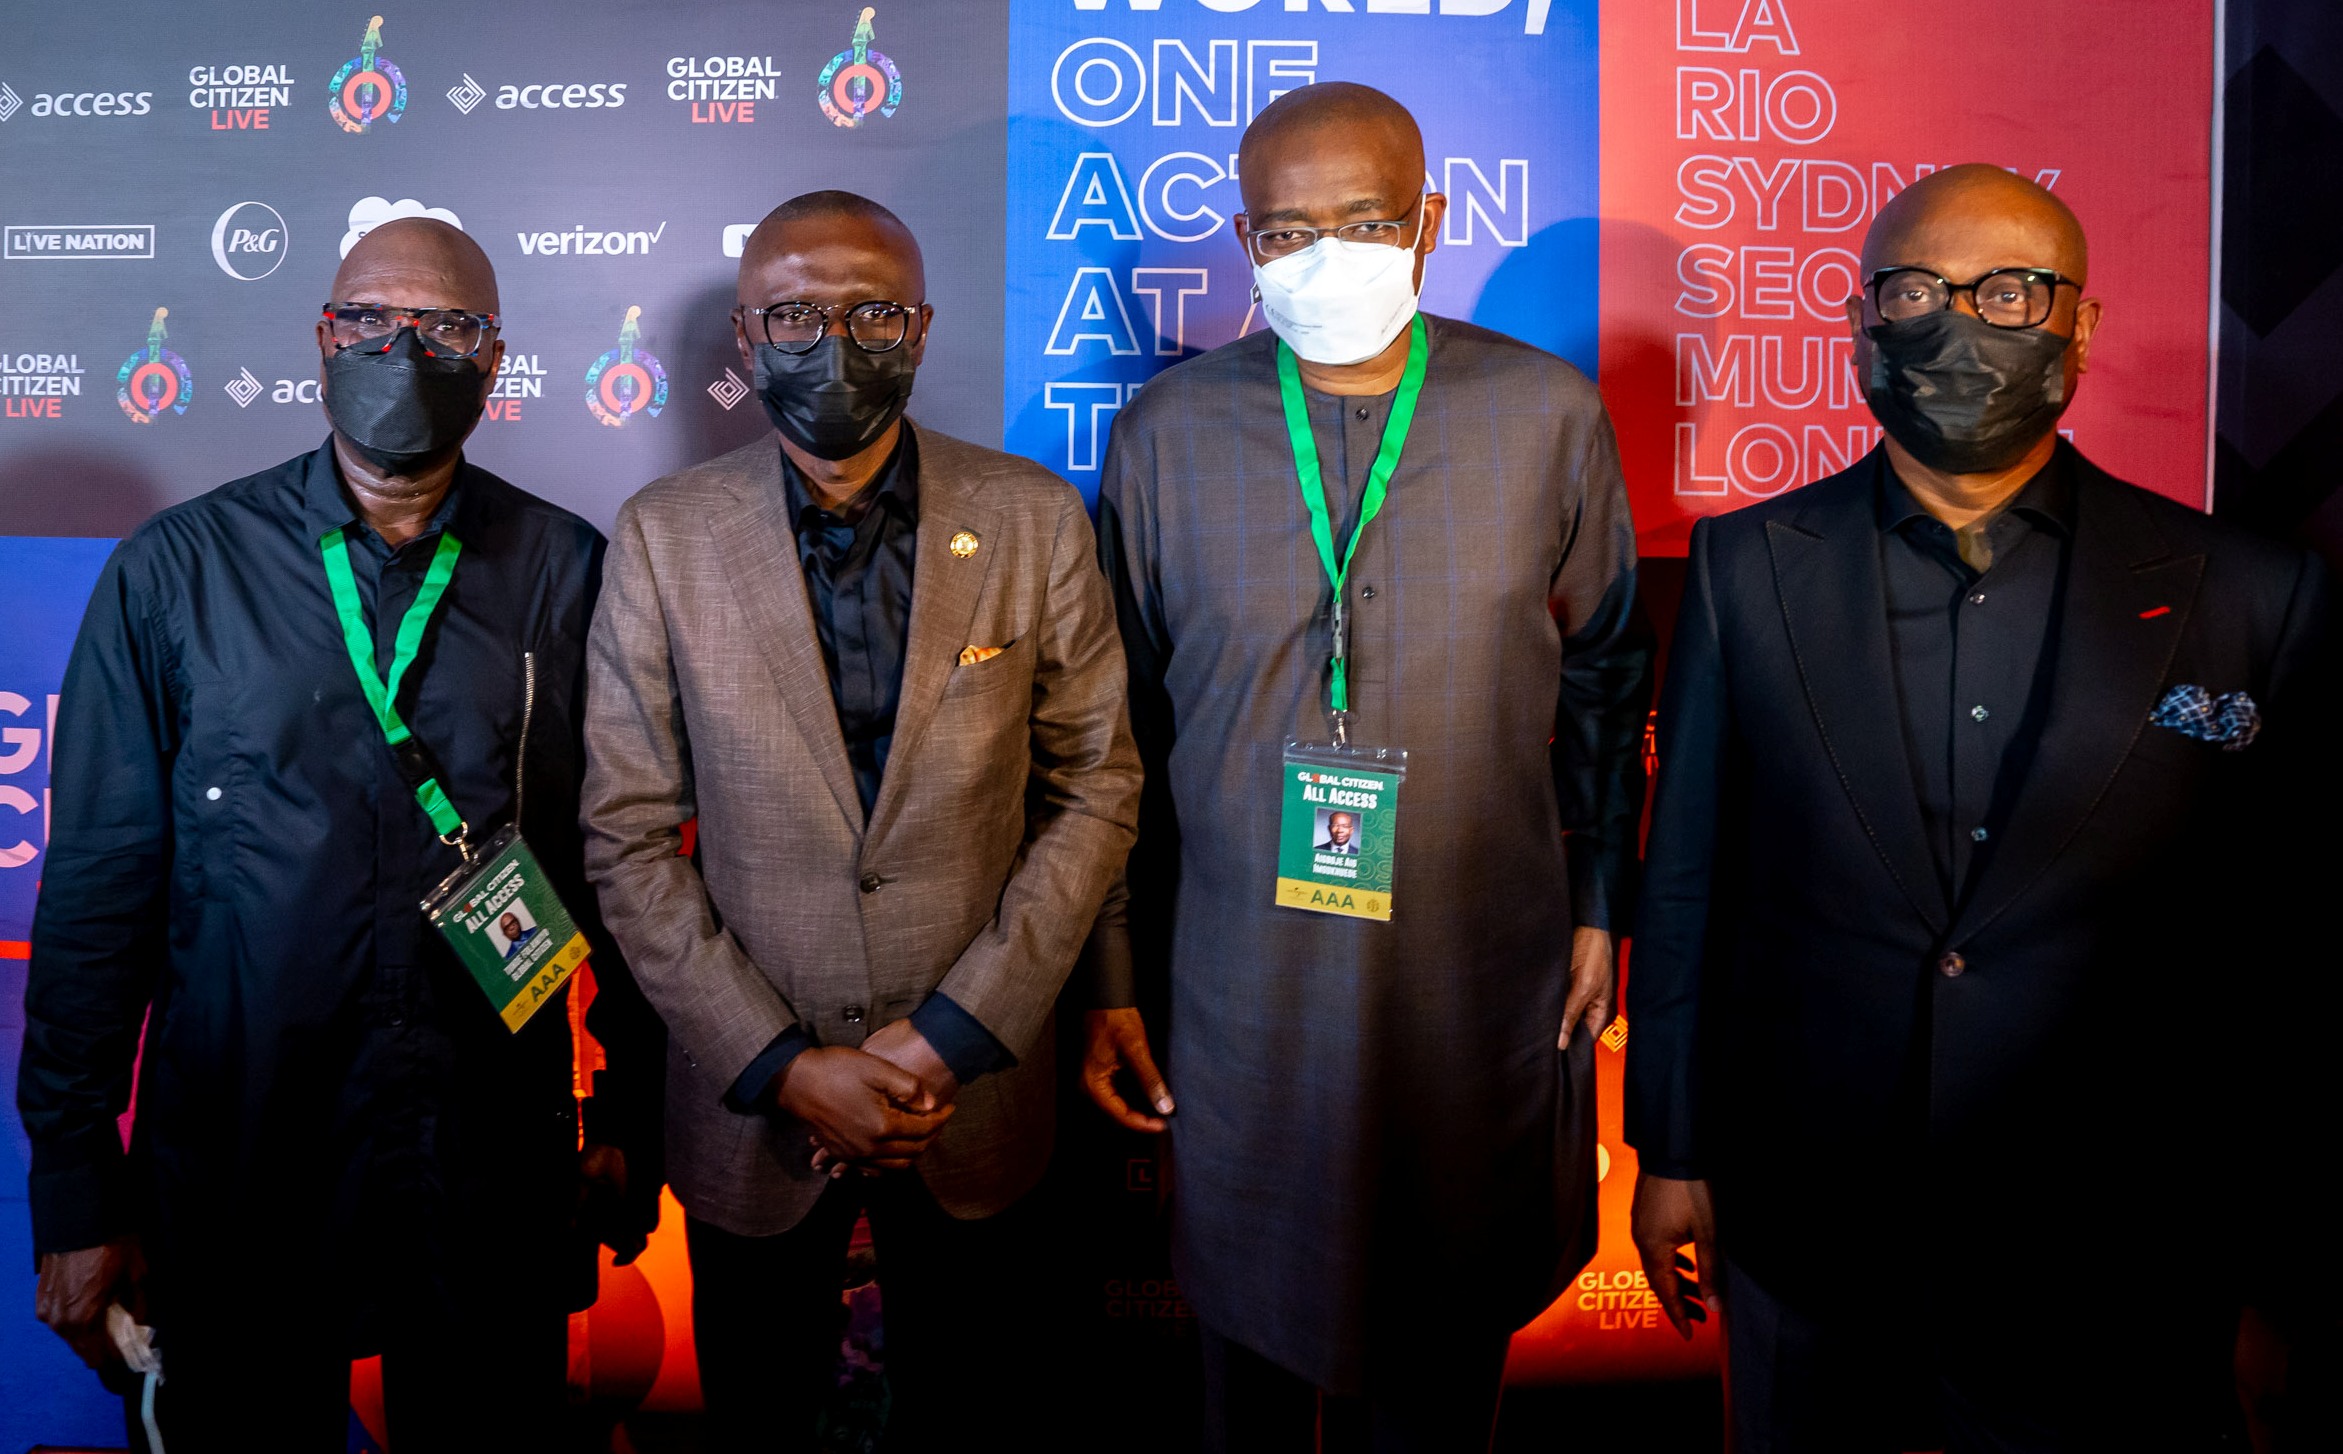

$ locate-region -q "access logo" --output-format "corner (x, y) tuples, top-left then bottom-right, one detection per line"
(117, 309), (192, 425)
(330, 15), (407, 133)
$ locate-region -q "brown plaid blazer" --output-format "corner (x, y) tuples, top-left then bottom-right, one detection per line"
(581, 423), (1139, 1235)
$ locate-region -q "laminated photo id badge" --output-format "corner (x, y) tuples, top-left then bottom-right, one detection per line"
(424, 824), (592, 1032)
(1275, 741), (1408, 921)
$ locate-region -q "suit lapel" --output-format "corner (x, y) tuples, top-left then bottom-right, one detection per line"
(710, 445), (865, 833)
(1948, 465), (2202, 943)
(863, 431), (1001, 846)
(1767, 465), (1949, 934)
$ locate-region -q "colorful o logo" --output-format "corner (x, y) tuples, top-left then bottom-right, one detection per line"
(128, 360), (179, 414)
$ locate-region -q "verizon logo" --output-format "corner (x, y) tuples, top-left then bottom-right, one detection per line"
(515, 222), (668, 257)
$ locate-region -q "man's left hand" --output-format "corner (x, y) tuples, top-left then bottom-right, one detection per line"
(860, 1020), (960, 1107)
(813, 1019), (960, 1175)
(1558, 926), (1617, 1048)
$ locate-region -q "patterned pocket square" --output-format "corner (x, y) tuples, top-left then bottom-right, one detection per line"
(2149, 684), (2261, 751)
(957, 644), (1005, 667)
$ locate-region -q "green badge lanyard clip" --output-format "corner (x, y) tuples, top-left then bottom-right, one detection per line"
(1275, 312), (1429, 747)
(320, 527), (472, 857)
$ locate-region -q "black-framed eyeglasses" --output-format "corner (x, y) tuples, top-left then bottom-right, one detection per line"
(322, 303), (500, 359)
(1865, 267), (2080, 330)
(1243, 195), (1426, 265)
(743, 299), (924, 355)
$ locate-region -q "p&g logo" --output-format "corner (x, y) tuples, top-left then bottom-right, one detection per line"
(211, 202), (288, 280)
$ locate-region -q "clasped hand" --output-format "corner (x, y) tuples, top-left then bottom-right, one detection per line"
(778, 1021), (958, 1177)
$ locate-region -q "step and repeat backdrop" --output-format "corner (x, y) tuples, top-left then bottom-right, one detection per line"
(0, 0), (2215, 1443)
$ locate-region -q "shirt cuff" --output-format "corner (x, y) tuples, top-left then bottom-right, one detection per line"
(909, 993), (1012, 1084)
(724, 1027), (813, 1115)
(28, 1150), (139, 1258)
(1566, 833), (1626, 933)
(1632, 1154), (1708, 1182)
(1082, 922), (1138, 1009)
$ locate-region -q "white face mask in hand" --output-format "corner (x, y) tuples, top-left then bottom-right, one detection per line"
(1252, 230), (1425, 367)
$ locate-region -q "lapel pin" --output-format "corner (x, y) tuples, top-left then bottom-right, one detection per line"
(949, 529), (980, 559)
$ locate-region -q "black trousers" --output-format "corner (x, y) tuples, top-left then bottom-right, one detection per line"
(148, 1285), (566, 1453)
(1724, 1261), (2246, 1453)
(1198, 1320), (1510, 1454)
(686, 1174), (1055, 1453)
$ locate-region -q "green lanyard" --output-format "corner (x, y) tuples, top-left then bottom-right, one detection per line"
(1275, 311), (1429, 725)
(320, 526), (468, 843)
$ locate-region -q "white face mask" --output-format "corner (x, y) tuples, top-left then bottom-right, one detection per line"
(1251, 228), (1425, 366)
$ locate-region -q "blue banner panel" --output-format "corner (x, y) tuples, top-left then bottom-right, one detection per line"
(0, 537), (114, 944)
(1004, 0), (1599, 504)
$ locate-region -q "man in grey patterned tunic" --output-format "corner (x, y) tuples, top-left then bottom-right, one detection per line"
(1080, 83), (1652, 1450)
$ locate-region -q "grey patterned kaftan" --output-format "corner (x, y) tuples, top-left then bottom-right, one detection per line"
(1089, 314), (1652, 1390)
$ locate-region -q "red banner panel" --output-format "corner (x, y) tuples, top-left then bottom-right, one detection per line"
(1599, 0), (2217, 558)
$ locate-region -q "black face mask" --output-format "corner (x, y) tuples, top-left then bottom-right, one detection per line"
(1864, 310), (2072, 475)
(323, 329), (485, 475)
(754, 336), (916, 461)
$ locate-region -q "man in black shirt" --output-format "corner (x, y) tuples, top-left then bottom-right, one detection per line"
(582, 191), (1137, 1450)
(1627, 165), (2334, 1449)
(19, 219), (661, 1450)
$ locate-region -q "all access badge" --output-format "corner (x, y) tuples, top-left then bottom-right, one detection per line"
(1274, 741), (1408, 922)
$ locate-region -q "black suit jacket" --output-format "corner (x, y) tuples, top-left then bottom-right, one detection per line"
(1626, 444), (2334, 1319)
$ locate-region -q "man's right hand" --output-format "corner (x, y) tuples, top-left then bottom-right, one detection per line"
(1630, 1172), (1719, 1340)
(1081, 1008), (1174, 1134)
(773, 1045), (955, 1171)
(35, 1234), (145, 1372)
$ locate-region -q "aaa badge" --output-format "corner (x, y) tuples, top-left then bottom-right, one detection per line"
(1274, 742), (1407, 922)
(425, 826), (591, 1031)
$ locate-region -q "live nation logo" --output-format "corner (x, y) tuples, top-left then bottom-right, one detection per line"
(3, 225), (155, 261)
(188, 62), (294, 131)
(666, 53), (778, 123)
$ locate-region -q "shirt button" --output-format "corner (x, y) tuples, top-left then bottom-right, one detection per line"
(842, 1005), (865, 1024)
(1970, 705), (1989, 722)
(859, 872), (883, 894)
(206, 786), (222, 801)
(1971, 826), (1990, 842)
(1355, 406), (1370, 421)
(1937, 952), (1967, 979)
(1360, 585), (1376, 600)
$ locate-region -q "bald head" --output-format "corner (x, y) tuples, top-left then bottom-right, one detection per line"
(1239, 82), (1424, 204)
(1238, 84), (1427, 227)
(331, 217), (497, 313)
(737, 190), (923, 300)
(1862, 164), (2088, 290)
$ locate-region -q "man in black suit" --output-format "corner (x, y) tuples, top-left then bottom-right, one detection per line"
(1626, 164), (2334, 1450)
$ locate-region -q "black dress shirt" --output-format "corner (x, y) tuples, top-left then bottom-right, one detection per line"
(725, 429), (1005, 1110)
(1878, 452), (2074, 902)
(783, 432), (921, 818)
(18, 441), (661, 1280)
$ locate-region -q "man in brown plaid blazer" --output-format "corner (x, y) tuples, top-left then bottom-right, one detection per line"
(580, 192), (1139, 1449)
